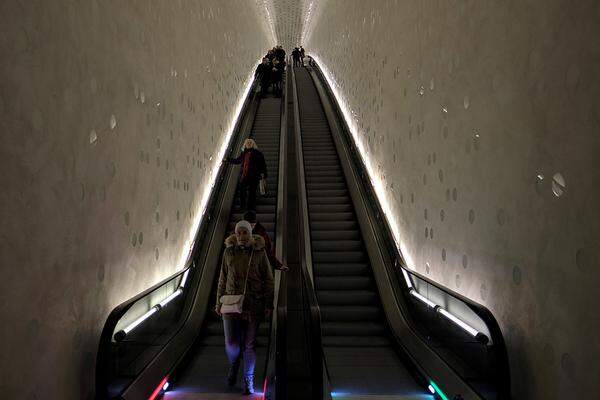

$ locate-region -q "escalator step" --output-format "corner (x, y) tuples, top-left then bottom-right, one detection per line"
(309, 203), (352, 213)
(231, 213), (276, 223)
(313, 251), (367, 263)
(311, 230), (361, 240)
(314, 263), (371, 276)
(307, 184), (347, 192)
(316, 276), (374, 290)
(303, 176), (345, 183)
(310, 212), (354, 222)
(232, 204), (275, 214)
(307, 189), (348, 198)
(320, 306), (382, 321)
(305, 170), (343, 177)
(322, 336), (391, 347)
(310, 221), (357, 230)
(322, 322), (386, 336)
(311, 240), (362, 251)
(234, 197), (276, 205)
(317, 290), (378, 305)
(308, 197), (352, 205)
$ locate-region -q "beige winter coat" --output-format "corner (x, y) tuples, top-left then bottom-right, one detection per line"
(216, 234), (274, 318)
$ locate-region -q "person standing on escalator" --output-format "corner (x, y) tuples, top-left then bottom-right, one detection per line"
(215, 220), (274, 395)
(292, 47), (301, 67)
(255, 57), (272, 98)
(243, 210), (289, 272)
(224, 138), (267, 212)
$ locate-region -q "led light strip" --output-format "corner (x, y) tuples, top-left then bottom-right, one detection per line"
(408, 287), (488, 343)
(148, 376), (169, 400)
(428, 380), (449, 400)
(308, 54), (415, 270)
(114, 269), (191, 342)
(409, 288), (437, 309)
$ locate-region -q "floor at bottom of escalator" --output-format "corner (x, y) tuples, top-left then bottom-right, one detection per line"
(162, 392), (263, 400)
(328, 395), (433, 400)
(160, 344), (266, 400)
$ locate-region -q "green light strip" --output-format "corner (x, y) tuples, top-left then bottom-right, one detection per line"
(430, 380), (449, 400)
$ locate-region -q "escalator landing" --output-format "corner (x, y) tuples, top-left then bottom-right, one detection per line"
(325, 346), (433, 399)
(330, 395), (433, 400)
(165, 344), (266, 398)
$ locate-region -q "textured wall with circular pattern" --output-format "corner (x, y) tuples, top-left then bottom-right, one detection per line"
(307, 1), (600, 399)
(0, 1), (269, 398)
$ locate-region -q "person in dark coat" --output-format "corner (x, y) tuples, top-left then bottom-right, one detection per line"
(274, 45), (286, 63)
(225, 138), (267, 211)
(255, 57), (272, 97)
(299, 46), (305, 65)
(271, 58), (285, 98)
(243, 210), (288, 272)
(292, 47), (301, 67)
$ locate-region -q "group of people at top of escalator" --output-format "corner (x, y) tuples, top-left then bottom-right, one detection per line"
(255, 46), (286, 98)
(217, 133), (288, 395)
(291, 46), (305, 67)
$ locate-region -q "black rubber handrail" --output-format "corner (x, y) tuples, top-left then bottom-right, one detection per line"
(262, 66), (289, 400)
(96, 78), (260, 399)
(308, 57), (511, 398)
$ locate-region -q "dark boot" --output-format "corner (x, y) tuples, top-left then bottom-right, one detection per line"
(226, 359), (240, 387)
(242, 375), (255, 395)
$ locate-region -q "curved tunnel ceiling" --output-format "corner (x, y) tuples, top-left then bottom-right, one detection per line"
(261, 0), (321, 50)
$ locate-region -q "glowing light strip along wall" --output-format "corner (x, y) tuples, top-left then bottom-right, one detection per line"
(178, 59), (263, 271)
(309, 54), (415, 270)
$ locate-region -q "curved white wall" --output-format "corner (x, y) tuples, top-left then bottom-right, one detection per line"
(0, 1), (270, 398)
(306, 1), (600, 398)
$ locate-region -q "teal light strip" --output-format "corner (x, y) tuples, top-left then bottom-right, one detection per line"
(429, 380), (449, 400)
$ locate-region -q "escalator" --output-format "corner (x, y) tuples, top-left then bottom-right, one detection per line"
(294, 68), (430, 398)
(96, 73), (288, 399)
(169, 95), (283, 397)
(97, 60), (509, 400)
(292, 61), (510, 400)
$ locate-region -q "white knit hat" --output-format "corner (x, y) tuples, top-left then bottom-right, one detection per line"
(235, 220), (252, 234)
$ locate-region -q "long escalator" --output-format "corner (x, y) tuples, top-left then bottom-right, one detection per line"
(295, 67), (431, 398)
(168, 95), (283, 398)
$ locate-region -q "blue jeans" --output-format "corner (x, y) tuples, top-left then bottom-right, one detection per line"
(223, 316), (259, 377)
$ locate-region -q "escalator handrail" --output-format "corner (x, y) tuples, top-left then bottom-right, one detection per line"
(290, 64), (329, 400)
(96, 77), (260, 399)
(307, 59), (511, 397)
(290, 66), (315, 286)
(262, 65), (289, 399)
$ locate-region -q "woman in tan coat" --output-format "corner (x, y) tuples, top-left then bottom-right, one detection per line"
(215, 220), (274, 395)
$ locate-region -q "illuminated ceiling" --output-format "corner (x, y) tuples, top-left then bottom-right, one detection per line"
(257, 0), (323, 51)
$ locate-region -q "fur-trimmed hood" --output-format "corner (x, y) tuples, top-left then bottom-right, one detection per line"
(224, 234), (266, 250)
